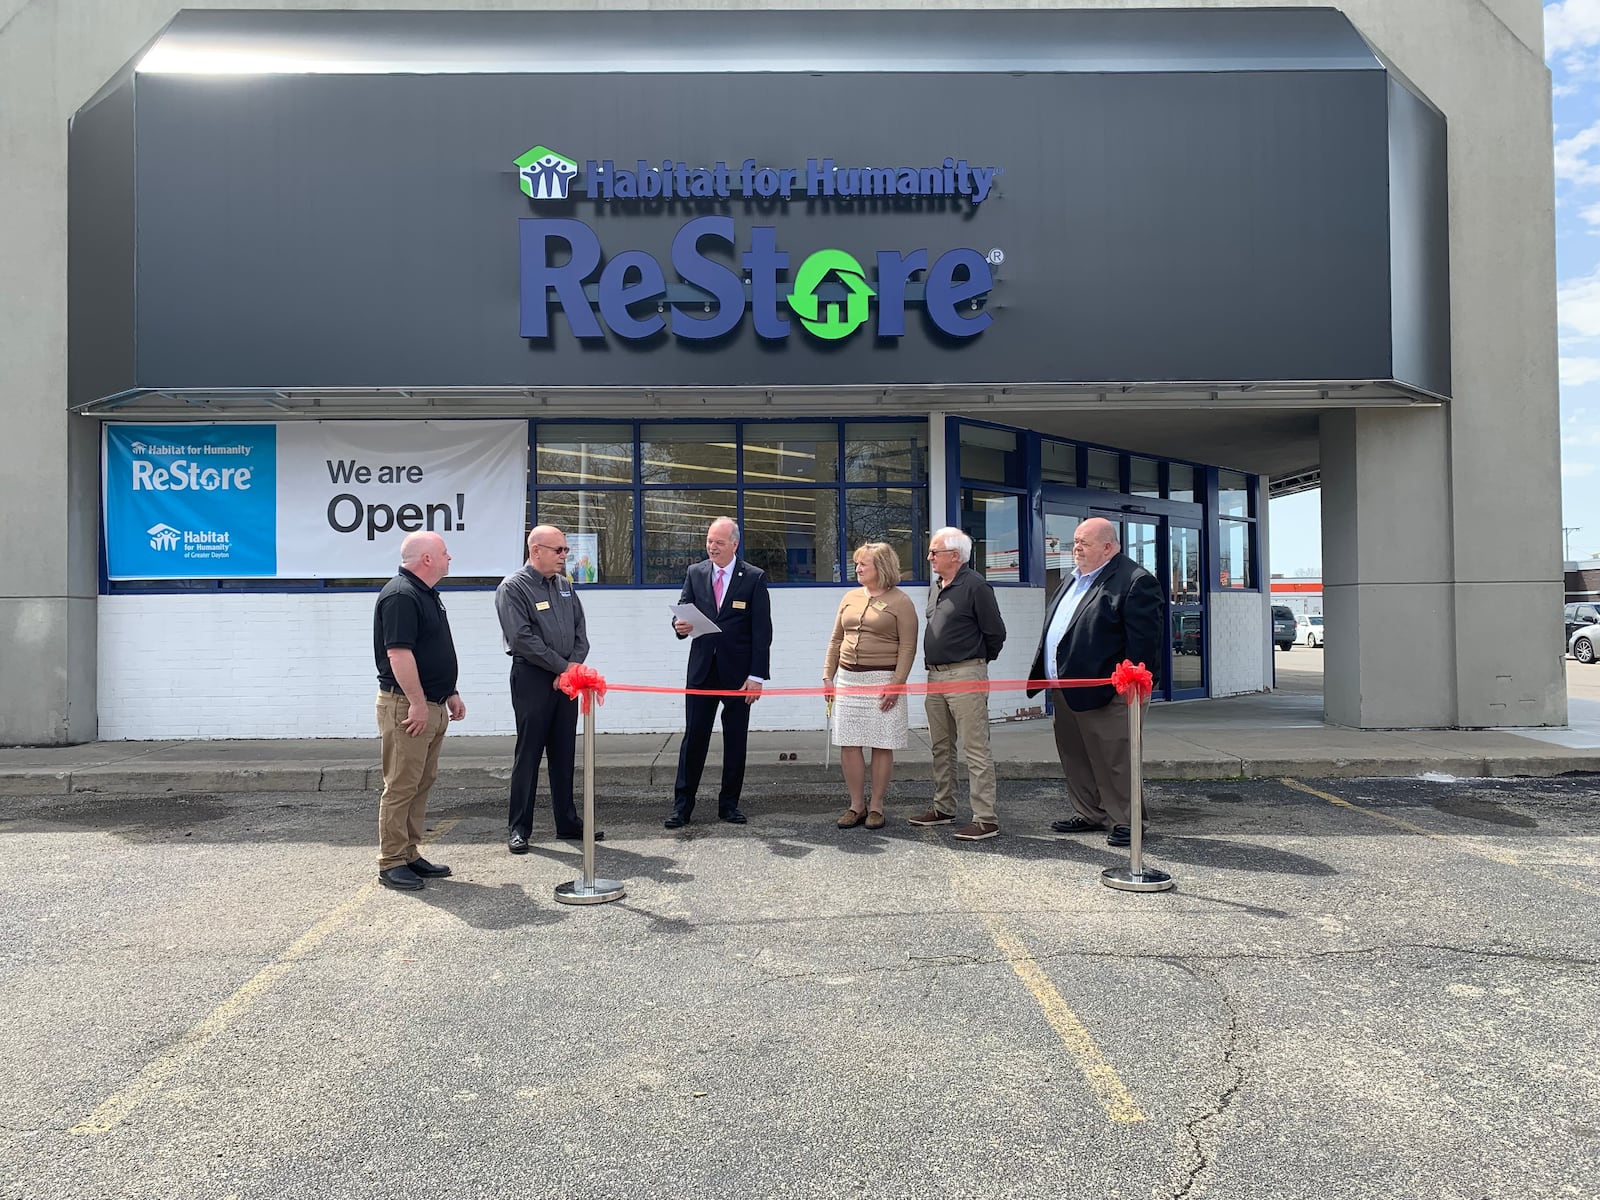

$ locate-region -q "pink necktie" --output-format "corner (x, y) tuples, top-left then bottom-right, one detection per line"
(714, 568), (726, 606)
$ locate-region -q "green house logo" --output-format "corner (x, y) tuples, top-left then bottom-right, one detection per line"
(786, 249), (876, 340)
(515, 145), (579, 200)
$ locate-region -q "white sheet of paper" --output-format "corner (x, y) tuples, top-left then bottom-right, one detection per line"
(669, 603), (722, 638)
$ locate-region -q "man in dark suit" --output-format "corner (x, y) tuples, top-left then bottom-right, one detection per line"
(1027, 517), (1163, 848)
(666, 517), (774, 828)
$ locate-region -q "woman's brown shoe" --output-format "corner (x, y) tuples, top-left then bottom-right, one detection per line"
(865, 811), (886, 830)
(837, 808), (866, 828)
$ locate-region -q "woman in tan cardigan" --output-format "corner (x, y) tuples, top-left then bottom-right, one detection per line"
(823, 542), (919, 829)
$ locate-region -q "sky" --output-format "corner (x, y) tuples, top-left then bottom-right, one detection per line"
(1269, 2), (1592, 575)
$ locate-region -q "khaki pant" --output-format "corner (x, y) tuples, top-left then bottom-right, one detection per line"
(1050, 691), (1148, 829)
(376, 691), (449, 869)
(924, 659), (997, 823)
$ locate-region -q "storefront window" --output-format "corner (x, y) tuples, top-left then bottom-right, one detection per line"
(534, 490), (635, 584)
(536, 425), (634, 485)
(1170, 525), (1202, 603)
(961, 488), (1021, 582)
(744, 423), (837, 484)
(741, 489), (840, 582)
(640, 423), (738, 484)
(1168, 464), (1195, 503)
(846, 487), (924, 583)
(1218, 469), (1251, 518)
(1086, 448), (1120, 491)
(959, 425), (1022, 487)
(1130, 456), (1160, 498)
(1219, 519), (1253, 589)
(1042, 439), (1078, 485)
(642, 488), (737, 583)
(845, 422), (925, 484)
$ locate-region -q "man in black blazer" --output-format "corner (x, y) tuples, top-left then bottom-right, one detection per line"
(1027, 517), (1163, 847)
(666, 517), (774, 828)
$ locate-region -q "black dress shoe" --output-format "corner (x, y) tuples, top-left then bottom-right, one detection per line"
(378, 864), (425, 891)
(557, 828), (605, 842)
(406, 855), (452, 878)
(1106, 825), (1147, 848)
(719, 809), (748, 824)
(1051, 816), (1104, 834)
(664, 812), (689, 830)
(508, 832), (531, 854)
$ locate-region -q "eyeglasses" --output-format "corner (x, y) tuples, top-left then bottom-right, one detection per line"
(928, 548), (957, 557)
(537, 544), (570, 554)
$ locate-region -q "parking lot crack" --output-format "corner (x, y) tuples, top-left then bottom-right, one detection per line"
(1172, 963), (1248, 1200)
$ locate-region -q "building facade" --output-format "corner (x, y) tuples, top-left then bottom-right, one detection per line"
(0, 0), (1562, 742)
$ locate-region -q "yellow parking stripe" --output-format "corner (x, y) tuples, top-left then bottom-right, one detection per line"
(70, 818), (460, 1135)
(1281, 778), (1600, 899)
(940, 839), (1146, 1124)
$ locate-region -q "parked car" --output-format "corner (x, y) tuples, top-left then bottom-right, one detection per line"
(1570, 623), (1600, 664)
(1272, 605), (1297, 651)
(1567, 603), (1600, 642)
(1298, 615), (1325, 647)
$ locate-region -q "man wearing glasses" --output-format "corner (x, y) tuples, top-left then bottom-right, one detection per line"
(911, 526), (1007, 840)
(496, 524), (594, 852)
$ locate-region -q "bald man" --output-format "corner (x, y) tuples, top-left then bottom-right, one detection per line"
(373, 531), (466, 892)
(1027, 517), (1163, 847)
(496, 524), (593, 851)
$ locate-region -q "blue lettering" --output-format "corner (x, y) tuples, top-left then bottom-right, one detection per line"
(597, 250), (667, 339)
(519, 218), (603, 339)
(743, 226), (790, 339)
(925, 248), (993, 338)
(670, 216), (744, 340)
(874, 248), (928, 338)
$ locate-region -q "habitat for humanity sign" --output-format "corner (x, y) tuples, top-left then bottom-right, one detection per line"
(103, 422), (527, 579)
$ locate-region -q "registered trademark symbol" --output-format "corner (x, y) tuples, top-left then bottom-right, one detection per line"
(986, 248), (1005, 266)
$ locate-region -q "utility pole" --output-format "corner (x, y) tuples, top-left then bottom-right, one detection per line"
(1563, 526), (1582, 562)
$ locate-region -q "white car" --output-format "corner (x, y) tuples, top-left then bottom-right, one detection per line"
(1570, 623), (1600, 664)
(1297, 615), (1324, 647)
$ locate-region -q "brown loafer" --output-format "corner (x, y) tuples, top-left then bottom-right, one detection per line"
(864, 811), (886, 830)
(837, 808), (866, 828)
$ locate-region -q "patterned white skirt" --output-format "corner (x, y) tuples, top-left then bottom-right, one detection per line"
(831, 668), (909, 750)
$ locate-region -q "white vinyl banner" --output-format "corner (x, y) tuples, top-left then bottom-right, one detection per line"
(274, 420), (527, 578)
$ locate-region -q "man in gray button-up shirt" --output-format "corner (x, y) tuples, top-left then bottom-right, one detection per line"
(496, 524), (592, 851)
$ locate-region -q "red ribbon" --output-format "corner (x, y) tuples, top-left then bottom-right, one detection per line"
(1111, 660), (1154, 702)
(555, 663), (608, 714)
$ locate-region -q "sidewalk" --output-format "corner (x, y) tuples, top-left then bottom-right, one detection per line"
(6, 683), (1600, 796)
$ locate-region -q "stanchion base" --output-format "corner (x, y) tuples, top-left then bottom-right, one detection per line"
(1101, 866), (1174, 893)
(554, 879), (627, 906)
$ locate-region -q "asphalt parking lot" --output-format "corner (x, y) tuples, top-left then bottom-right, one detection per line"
(3, 772), (1598, 1200)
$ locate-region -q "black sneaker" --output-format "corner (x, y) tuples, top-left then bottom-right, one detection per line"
(406, 856), (452, 878)
(379, 864), (425, 891)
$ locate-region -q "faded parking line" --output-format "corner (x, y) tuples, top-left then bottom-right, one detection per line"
(938, 838), (1147, 1124)
(1281, 778), (1600, 899)
(70, 817), (461, 1136)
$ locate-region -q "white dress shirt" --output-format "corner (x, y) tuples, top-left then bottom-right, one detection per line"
(1043, 561), (1109, 681)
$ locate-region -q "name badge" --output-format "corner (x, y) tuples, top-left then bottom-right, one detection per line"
(732, 600), (747, 610)
(535, 601), (551, 611)
(871, 599), (888, 611)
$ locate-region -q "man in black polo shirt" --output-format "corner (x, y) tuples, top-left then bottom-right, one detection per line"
(373, 531), (465, 891)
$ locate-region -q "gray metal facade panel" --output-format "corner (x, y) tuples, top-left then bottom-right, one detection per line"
(68, 77), (138, 407)
(150, 7), (1384, 75)
(128, 67), (1398, 392)
(1387, 76), (1451, 399)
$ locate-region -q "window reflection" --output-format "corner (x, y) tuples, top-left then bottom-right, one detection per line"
(961, 489), (1021, 582)
(741, 489), (840, 583)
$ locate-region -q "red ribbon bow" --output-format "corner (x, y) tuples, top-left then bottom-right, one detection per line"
(1110, 660), (1154, 702)
(555, 664), (608, 714)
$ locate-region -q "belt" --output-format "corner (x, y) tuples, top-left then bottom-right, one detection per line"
(379, 681), (452, 704)
(837, 662), (892, 673)
(927, 658), (985, 672)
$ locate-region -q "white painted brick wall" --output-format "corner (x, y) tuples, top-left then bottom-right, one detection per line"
(99, 585), (1049, 739)
(1208, 589), (1270, 697)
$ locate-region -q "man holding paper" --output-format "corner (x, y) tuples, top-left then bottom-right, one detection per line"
(666, 517), (773, 829)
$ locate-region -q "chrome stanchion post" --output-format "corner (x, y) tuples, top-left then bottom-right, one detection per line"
(555, 700), (625, 906)
(1102, 684), (1173, 894)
